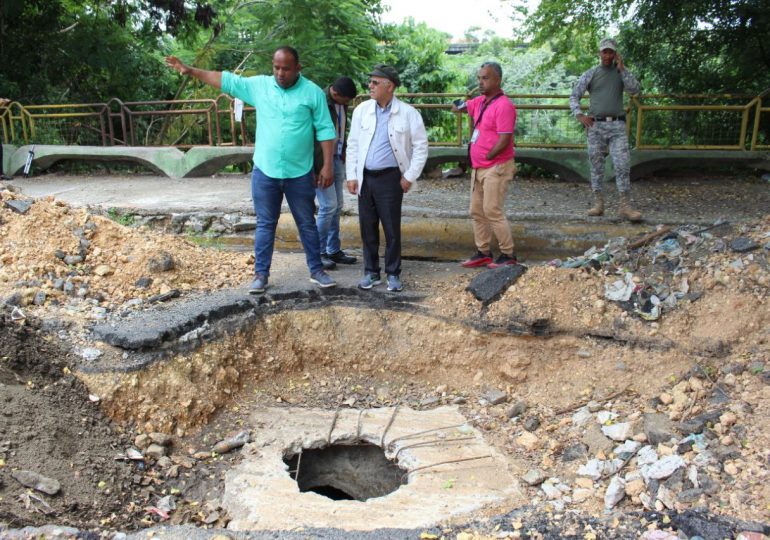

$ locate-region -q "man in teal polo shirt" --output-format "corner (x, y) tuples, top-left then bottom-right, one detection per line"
(166, 46), (338, 293)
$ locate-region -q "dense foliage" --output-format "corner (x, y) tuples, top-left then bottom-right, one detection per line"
(514, 0), (770, 93)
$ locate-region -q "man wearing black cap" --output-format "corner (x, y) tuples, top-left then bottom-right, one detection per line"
(314, 77), (359, 270)
(346, 65), (428, 292)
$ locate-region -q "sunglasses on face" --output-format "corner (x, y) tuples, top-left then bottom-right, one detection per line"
(369, 79), (386, 86)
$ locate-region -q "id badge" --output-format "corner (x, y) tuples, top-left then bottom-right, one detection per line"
(470, 128), (480, 144)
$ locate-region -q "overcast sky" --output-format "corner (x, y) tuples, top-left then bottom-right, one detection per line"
(381, 0), (535, 41)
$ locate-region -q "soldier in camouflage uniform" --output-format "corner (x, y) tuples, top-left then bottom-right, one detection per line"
(570, 38), (642, 221)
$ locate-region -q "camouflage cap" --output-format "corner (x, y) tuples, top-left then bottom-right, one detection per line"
(369, 64), (400, 87)
(599, 38), (618, 51)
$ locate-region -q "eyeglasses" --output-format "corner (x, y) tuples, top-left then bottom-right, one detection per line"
(368, 79), (385, 86)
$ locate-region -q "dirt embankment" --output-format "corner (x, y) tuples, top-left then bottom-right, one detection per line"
(0, 183), (768, 536)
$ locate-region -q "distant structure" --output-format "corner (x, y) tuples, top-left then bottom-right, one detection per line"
(445, 43), (479, 55)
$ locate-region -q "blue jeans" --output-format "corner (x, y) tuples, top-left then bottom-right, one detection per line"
(315, 155), (346, 255)
(251, 167), (323, 277)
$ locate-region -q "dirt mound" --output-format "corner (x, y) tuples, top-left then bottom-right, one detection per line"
(0, 189), (252, 320)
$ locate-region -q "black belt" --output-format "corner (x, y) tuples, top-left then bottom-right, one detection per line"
(592, 115), (625, 122)
(363, 167), (399, 177)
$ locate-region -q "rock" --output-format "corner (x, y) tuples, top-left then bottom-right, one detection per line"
(678, 410), (723, 435)
(719, 411), (737, 427)
(574, 477), (594, 489)
(212, 430), (250, 454)
(94, 264), (113, 277)
(135, 276), (153, 288)
(156, 456), (173, 468)
(604, 476), (625, 509)
(149, 432), (173, 447)
(32, 291), (46, 305)
(677, 488), (704, 503)
(602, 422), (632, 441)
(573, 487), (594, 503)
(451, 396), (466, 405)
(561, 443), (589, 462)
(148, 289), (180, 303)
(644, 412), (678, 444)
(582, 423), (614, 455)
(723, 461), (739, 475)
(540, 479), (563, 500)
(730, 237), (759, 253)
(521, 469), (546, 486)
(643, 455), (686, 481)
(625, 478), (645, 497)
(54, 249), (66, 260)
(80, 347), (102, 362)
(233, 218), (257, 232)
(656, 484), (676, 509)
(466, 264), (527, 304)
(613, 440), (641, 456)
(572, 407), (592, 427)
(507, 400), (528, 418)
(145, 444), (166, 459)
(523, 416), (541, 432)
(577, 458), (623, 480)
(64, 255), (83, 265)
(148, 252), (176, 273)
(134, 434), (151, 449)
(481, 389), (508, 406)
(11, 470), (61, 495)
(516, 431), (539, 451)
(659, 392), (673, 405)
(4, 199), (32, 214)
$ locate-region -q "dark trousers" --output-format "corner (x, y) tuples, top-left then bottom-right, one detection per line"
(358, 167), (403, 276)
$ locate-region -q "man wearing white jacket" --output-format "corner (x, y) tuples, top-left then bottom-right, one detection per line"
(346, 65), (428, 292)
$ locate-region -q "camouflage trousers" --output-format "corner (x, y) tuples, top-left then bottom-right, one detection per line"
(586, 120), (631, 193)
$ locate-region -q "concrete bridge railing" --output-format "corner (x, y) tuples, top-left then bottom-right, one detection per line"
(3, 143), (769, 180)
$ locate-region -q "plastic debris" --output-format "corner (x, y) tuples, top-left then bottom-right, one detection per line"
(605, 272), (636, 301)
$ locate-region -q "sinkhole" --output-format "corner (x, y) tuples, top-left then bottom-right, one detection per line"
(283, 443), (407, 501)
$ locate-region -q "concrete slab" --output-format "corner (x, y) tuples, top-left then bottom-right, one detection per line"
(222, 406), (524, 531)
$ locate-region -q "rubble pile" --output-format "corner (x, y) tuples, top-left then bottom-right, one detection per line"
(0, 186), (252, 324)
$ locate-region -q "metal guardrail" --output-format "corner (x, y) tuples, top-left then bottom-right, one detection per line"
(1, 91), (769, 151)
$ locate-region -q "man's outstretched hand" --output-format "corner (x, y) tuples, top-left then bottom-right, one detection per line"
(165, 56), (190, 76)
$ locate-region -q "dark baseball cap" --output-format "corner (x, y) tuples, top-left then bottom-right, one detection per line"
(369, 64), (400, 87)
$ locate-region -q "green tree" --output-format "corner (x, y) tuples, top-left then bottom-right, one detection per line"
(380, 18), (457, 93)
(0, 0), (217, 102)
(172, 0), (384, 90)
(512, 0), (770, 93)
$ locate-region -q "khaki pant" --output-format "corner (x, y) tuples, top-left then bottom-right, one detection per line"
(470, 159), (516, 255)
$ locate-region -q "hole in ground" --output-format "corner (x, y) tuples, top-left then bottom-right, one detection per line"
(283, 443), (407, 501)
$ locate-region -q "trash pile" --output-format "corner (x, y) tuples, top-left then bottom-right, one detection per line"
(549, 220), (769, 322)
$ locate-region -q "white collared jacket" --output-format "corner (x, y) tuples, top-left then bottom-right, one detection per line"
(345, 96), (428, 193)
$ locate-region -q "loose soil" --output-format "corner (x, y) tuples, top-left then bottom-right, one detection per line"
(0, 182), (768, 538)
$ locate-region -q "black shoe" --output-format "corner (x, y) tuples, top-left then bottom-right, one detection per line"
(327, 250), (357, 264)
(320, 254), (337, 271)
